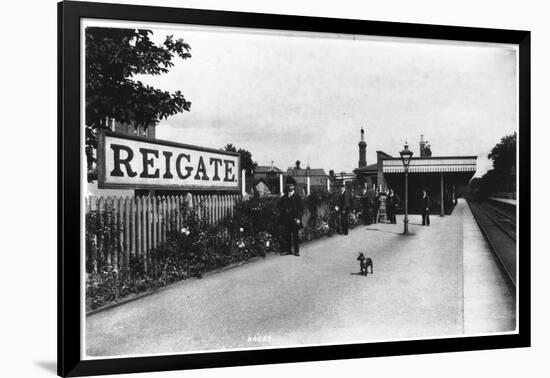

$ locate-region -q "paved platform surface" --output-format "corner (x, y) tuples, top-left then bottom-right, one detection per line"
(86, 199), (516, 357)
(462, 202), (516, 333)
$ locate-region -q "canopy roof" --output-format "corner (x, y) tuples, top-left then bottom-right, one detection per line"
(382, 156), (477, 174)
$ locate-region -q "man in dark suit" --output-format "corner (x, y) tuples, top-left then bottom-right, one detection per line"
(277, 177), (303, 256)
(360, 187), (371, 225)
(373, 189), (381, 224)
(336, 184), (352, 235)
(386, 189), (399, 224)
(421, 189), (431, 226)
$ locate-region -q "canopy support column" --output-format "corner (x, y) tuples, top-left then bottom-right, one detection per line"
(440, 173), (445, 217)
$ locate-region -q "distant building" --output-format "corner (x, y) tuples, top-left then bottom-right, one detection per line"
(254, 163), (284, 178)
(286, 161), (329, 194)
(354, 150), (392, 190)
(334, 171), (356, 187)
(254, 178), (272, 196)
(107, 118), (157, 139)
(253, 162), (283, 195)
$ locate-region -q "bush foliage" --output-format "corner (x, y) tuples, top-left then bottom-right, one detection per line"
(86, 193), (362, 311)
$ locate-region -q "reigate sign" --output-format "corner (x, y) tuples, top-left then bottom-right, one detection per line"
(97, 131), (241, 191)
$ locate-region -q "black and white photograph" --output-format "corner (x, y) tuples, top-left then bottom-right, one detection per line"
(81, 14), (521, 359)
(6, 0), (547, 377)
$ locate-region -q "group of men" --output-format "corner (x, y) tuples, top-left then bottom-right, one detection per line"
(359, 187), (383, 225)
(359, 187), (402, 225)
(276, 177), (432, 256)
(361, 187), (432, 226)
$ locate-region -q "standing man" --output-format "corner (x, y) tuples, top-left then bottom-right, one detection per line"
(421, 189), (431, 226)
(373, 189), (381, 224)
(386, 189), (399, 224)
(360, 186), (371, 225)
(277, 177), (303, 256)
(336, 184), (352, 235)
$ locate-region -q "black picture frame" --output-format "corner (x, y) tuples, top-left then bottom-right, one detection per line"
(58, 1), (531, 376)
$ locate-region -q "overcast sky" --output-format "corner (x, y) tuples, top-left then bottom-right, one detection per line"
(88, 20), (518, 177)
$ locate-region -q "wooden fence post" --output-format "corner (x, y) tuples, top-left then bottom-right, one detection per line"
(152, 196), (157, 255)
(112, 196), (119, 271)
(136, 196), (142, 265)
(124, 197), (130, 268)
(97, 196), (105, 269)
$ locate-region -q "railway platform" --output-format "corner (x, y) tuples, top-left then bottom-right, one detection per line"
(86, 199), (516, 356)
(462, 200), (516, 333)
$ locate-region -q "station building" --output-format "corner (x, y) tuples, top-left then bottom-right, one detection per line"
(355, 130), (477, 215)
(108, 118), (157, 139)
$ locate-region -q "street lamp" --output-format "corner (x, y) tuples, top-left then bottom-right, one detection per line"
(399, 142), (414, 235)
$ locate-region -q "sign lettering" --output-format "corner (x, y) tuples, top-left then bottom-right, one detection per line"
(98, 131), (241, 191)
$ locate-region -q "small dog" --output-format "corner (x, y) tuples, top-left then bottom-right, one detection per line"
(357, 252), (373, 276)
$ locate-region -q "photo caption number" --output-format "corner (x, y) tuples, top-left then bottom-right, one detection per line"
(246, 335), (272, 343)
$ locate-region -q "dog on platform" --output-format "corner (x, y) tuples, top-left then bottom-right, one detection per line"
(357, 252), (373, 276)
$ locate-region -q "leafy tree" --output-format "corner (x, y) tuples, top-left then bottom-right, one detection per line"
(470, 171), (497, 199)
(222, 144), (257, 175)
(223, 144), (237, 153)
(488, 132), (516, 178)
(85, 27), (192, 181)
(470, 132), (517, 198)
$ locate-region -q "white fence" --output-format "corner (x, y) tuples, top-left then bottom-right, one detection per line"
(85, 193), (241, 273)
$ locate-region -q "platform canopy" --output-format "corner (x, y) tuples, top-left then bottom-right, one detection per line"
(382, 156), (477, 174)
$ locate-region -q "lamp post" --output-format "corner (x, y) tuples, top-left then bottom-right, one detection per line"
(399, 142), (413, 235)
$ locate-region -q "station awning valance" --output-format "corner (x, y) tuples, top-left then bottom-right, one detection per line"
(382, 156), (477, 174)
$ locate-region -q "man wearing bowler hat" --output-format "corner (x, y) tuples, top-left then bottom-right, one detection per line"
(277, 177), (303, 256)
(336, 183), (352, 235)
(421, 189), (431, 226)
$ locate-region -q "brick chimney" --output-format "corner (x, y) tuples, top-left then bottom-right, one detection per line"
(419, 134), (426, 157)
(358, 127), (367, 168)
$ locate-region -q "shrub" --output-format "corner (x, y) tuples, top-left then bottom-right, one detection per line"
(86, 192), (359, 311)
(86, 203), (123, 274)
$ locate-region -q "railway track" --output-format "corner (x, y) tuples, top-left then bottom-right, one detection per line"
(468, 200), (517, 291)
(475, 202), (516, 241)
